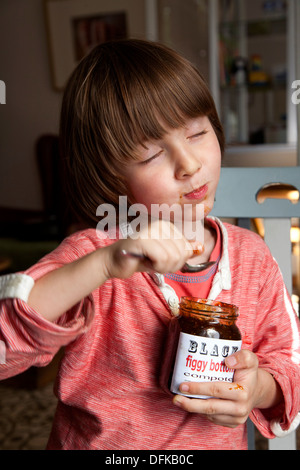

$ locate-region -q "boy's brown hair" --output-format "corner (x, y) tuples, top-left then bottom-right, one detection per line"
(60, 39), (225, 227)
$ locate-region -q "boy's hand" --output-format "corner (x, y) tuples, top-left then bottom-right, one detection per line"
(102, 219), (202, 280)
(173, 350), (283, 428)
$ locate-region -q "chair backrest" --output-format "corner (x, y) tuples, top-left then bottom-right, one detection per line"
(211, 166), (300, 450)
(211, 166), (300, 218)
(35, 134), (85, 238)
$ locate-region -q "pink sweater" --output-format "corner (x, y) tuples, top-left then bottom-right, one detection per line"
(0, 219), (299, 449)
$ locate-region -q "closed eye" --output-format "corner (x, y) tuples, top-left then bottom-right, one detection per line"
(188, 130), (208, 140)
(140, 150), (163, 165)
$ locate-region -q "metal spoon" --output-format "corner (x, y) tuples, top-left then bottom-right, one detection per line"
(121, 250), (216, 273)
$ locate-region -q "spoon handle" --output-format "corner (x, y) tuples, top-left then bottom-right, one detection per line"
(121, 250), (216, 273)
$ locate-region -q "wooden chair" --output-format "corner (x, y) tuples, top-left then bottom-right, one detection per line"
(211, 166), (300, 450)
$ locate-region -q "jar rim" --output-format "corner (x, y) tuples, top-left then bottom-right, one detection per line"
(179, 297), (239, 317)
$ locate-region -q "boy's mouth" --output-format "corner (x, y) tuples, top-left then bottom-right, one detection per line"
(184, 184), (208, 200)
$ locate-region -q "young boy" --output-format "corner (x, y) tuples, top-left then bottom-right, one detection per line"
(0, 39), (299, 449)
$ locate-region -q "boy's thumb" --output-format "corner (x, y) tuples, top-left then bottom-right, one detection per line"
(225, 350), (258, 370)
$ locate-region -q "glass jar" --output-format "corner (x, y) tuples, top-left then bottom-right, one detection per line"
(160, 297), (242, 399)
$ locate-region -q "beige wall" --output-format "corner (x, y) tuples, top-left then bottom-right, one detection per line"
(0, 0), (62, 210)
(0, 0), (145, 211)
(157, 0), (209, 82)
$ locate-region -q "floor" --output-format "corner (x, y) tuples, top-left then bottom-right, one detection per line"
(0, 381), (57, 450)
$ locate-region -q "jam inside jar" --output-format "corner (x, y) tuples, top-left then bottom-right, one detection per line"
(160, 297), (242, 399)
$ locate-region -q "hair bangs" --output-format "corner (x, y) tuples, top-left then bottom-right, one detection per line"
(108, 64), (216, 164)
(88, 39), (218, 164)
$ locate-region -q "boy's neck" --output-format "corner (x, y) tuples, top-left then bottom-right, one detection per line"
(187, 218), (217, 265)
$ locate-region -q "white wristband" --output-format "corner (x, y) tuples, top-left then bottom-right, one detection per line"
(271, 412), (300, 437)
(0, 273), (34, 302)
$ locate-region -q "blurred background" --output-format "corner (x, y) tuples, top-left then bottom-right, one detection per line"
(0, 0), (299, 450)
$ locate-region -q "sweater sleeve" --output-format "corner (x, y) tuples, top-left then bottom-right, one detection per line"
(249, 249), (300, 439)
(0, 230), (97, 380)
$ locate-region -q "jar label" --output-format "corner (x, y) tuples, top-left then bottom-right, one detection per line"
(170, 332), (242, 399)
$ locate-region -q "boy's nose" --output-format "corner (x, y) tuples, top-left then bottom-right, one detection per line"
(174, 148), (201, 179)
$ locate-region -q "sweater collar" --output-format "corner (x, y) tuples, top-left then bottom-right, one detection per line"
(150, 217), (231, 315)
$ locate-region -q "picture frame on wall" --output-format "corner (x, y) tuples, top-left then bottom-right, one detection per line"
(44, 0), (146, 91)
